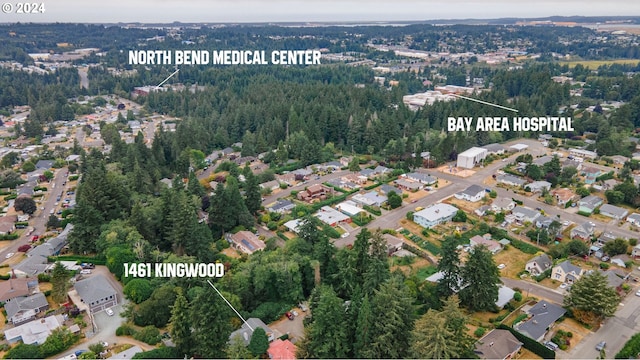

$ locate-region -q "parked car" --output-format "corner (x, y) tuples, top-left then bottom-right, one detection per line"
(544, 341), (559, 351)
(105, 308), (114, 317)
(285, 311), (294, 320)
(74, 350), (87, 357)
(596, 341), (606, 351)
(559, 283), (568, 289)
(635, 289), (640, 297)
(497, 264), (506, 270)
(80, 269), (91, 275)
(5, 252), (14, 259)
(601, 255), (610, 262)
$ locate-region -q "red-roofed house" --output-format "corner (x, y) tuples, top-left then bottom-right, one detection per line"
(268, 339), (297, 360)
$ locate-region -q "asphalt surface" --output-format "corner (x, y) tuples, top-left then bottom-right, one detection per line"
(500, 277), (564, 304)
(0, 168), (68, 262)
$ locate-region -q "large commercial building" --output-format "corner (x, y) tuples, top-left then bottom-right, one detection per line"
(456, 147), (488, 169)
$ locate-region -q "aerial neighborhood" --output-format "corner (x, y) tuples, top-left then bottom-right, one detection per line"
(0, 13), (640, 360)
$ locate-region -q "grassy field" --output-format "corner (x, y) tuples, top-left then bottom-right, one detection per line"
(560, 59), (640, 69)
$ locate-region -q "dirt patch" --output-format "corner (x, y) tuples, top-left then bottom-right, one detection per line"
(221, 248), (241, 259)
(435, 165), (475, 178)
(403, 189), (429, 203)
(391, 257), (433, 277)
(445, 197), (485, 214)
(518, 348), (542, 359)
(1, 252), (25, 267)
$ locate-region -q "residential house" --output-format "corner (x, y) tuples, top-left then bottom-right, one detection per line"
(34, 160), (53, 170)
(469, 235), (502, 254)
(314, 206), (351, 226)
(372, 165), (390, 177)
(268, 339), (297, 360)
(496, 286), (516, 308)
(578, 195), (603, 214)
(515, 300), (566, 341)
(552, 260), (584, 283)
(474, 329), (522, 360)
(404, 172), (437, 185)
(393, 178), (423, 192)
(532, 155), (553, 167)
(599, 204), (629, 220)
(496, 174), (527, 187)
(275, 173), (296, 186)
(378, 184), (400, 196)
(601, 269), (625, 290)
(571, 221), (596, 240)
(359, 168), (375, 179)
(341, 173), (367, 185)
(413, 203), (458, 229)
(320, 161), (342, 172)
(259, 180), (282, 192)
(525, 254), (552, 276)
(229, 231), (266, 255)
(475, 205), (491, 216)
(0, 277), (38, 303)
(570, 148), (598, 159)
(526, 181), (551, 193)
(633, 244), (640, 259)
(383, 234), (404, 255)
(266, 199), (295, 214)
(336, 201), (364, 217)
(481, 143), (506, 155)
(229, 318), (275, 345)
(5, 292), (49, 325)
(562, 159), (582, 171)
(611, 255), (631, 268)
(603, 179), (620, 190)
(73, 274), (118, 313)
(491, 198), (516, 212)
(110, 346), (144, 359)
(351, 191), (387, 207)
(582, 166), (601, 185)
(535, 216), (554, 229)
(339, 156), (352, 167)
(283, 219), (304, 234)
(512, 206), (540, 224)
(12, 224), (72, 278)
(611, 155), (630, 165)
(454, 184), (486, 202)
(552, 188), (578, 207)
(626, 213), (640, 227)
(297, 184), (332, 202)
(292, 167), (313, 178)
(5, 314), (65, 345)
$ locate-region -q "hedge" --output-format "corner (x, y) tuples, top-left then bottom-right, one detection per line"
(510, 239), (542, 254)
(321, 224), (340, 239)
(497, 324), (555, 359)
(276, 231), (288, 241)
(0, 234), (19, 240)
(363, 205), (382, 216)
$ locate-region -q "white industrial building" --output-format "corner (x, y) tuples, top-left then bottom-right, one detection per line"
(456, 147), (488, 169)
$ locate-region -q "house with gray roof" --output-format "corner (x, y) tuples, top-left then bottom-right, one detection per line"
(532, 155), (553, 166)
(496, 174), (527, 187)
(526, 254), (552, 276)
(352, 191), (387, 207)
(601, 270), (625, 290)
(475, 330), (523, 359)
(515, 300), (566, 341)
(405, 172), (437, 185)
(599, 204), (629, 220)
(11, 223), (72, 278)
(455, 184), (486, 202)
(109, 345), (144, 359)
(414, 203), (458, 229)
(526, 180), (551, 193)
(627, 213), (640, 227)
(360, 168), (375, 178)
(35, 160), (54, 170)
(570, 221), (595, 240)
(379, 184), (400, 196)
(5, 292), (49, 325)
(266, 199), (294, 214)
(229, 318), (275, 345)
(578, 195), (603, 214)
(552, 260), (584, 284)
(74, 274), (118, 313)
(535, 216), (554, 229)
(512, 206), (540, 224)
(481, 143), (506, 155)
(491, 198), (516, 212)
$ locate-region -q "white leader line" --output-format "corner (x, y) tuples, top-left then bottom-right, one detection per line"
(155, 69), (180, 89)
(207, 279), (253, 331)
(451, 93), (519, 113)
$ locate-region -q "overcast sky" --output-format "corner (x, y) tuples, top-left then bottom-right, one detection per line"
(2, 0), (640, 23)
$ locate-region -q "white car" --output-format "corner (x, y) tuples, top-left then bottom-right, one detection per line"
(559, 283), (568, 289)
(497, 264), (506, 270)
(5, 253), (14, 259)
(635, 290), (640, 297)
(341, 232), (349, 238)
(80, 269), (91, 275)
(105, 308), (114, 317)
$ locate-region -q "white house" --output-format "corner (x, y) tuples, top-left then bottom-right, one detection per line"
(414, 203), (458, 228)
(454, 185), (486, 202)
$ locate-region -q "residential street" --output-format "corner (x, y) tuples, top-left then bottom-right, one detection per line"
(0, 168), (68, 262)
(500, 277), (564, 304)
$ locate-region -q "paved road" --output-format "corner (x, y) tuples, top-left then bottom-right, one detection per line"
(500, 277), (564, 304)
(0, 168), (68, 262)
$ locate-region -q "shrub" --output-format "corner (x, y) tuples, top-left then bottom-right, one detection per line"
(267, 221), (277, 231)
(474, 327), (486, 338)
(116, 324), (137, 336)
(38, 273), (51, 282)
(133, 326), (161, 345)
(513, 292), (523, 302)
(630, 238), (638, 246)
